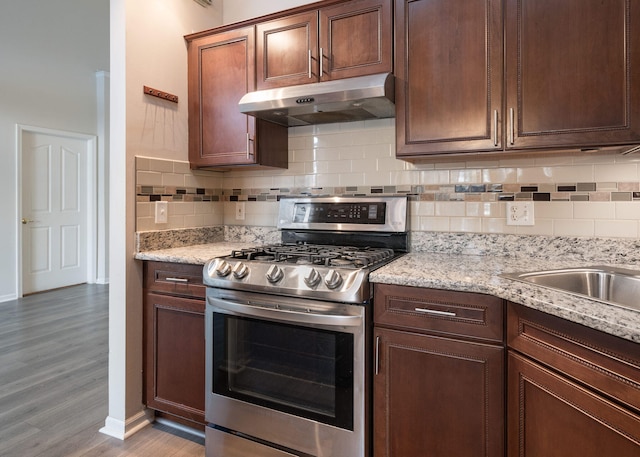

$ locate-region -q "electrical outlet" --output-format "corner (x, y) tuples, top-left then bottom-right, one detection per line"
(506, 201), (534, 226)
(236, 202), (245, 221)
(155, 201), (168, 224)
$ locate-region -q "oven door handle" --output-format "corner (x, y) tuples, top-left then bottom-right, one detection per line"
(209, 297), (363, 328)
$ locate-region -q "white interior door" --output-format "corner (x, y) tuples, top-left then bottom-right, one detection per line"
(21, 130), (90, 294)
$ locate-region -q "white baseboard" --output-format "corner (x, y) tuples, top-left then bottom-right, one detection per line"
(99, 410), (154, 440)
(0, 293), (18, 304)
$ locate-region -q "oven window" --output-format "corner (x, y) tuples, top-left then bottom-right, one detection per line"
(212, 313), (354, 430)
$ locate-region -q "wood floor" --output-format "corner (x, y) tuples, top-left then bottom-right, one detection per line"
(0, 284), (205, 457)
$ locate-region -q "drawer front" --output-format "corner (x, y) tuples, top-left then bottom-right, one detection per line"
(508, 302), (640, 414)
(374, 283), (505, 343)
(144, 261), (205, 299)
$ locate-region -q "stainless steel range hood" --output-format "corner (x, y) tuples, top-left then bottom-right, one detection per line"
(238, 73), (395, 127)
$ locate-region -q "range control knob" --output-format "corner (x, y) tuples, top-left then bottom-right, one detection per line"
(266, 264), (284, 283)
(232, 262), (249, 279)
(304, 268), (321, 288)
(324, 270), (343, 289)
(214, 260), (231, 277)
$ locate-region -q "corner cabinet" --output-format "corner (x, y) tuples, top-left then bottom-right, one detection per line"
(186, 27), (288, 169)
(373, 284), (505, 457)
(143, 261), (206, 428)
(507, 302), (640, 457)
(396, 0), (640, 159)
(256, 0), (392, 89)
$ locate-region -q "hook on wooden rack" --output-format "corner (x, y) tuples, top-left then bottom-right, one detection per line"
(143, 85), (178, 103)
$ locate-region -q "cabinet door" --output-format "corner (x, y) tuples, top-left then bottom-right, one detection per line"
(319, 0), (392, 81)
(374, 327), (504, 457)
(256, 12), (319, 89)
(395, 0), (504, 157)
(508, 351), (640, 457)
(144, 292), (205, 425)
(505, 0), (640, 149)
(188, 27), (269, 168)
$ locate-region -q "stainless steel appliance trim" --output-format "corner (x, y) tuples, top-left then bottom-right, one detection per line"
(208, 295), (364, 327)
(238, 72), (395, 127)
(277, 195), (407, 232)
(205, 289), (367, 457)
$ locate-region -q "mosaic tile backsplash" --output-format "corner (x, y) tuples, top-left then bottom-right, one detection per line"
(136, 119), (640, 238)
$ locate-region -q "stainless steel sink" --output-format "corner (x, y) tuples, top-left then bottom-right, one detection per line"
(501, 266), (640, 312)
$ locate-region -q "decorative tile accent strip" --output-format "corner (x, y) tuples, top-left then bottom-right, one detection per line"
(136, 184), (221, 202)
(219, 181), (640, 203)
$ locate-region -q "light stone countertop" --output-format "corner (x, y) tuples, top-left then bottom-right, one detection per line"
(134, 242), (260, 265)
(370, 252), (640, 344)
(133, 229), (640, 345)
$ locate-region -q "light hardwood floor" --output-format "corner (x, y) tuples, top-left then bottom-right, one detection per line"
(0, 284), (205, 457)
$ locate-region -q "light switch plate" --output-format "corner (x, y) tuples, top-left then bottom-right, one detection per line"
(236, 202), (245, 221)
(155, 201), (168, 224)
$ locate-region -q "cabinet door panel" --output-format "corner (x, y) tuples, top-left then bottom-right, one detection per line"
(145, 292), (205, 424)
(188, 27), (256, 167)
(396, 0), (503, 156)
(508, 352), (640, 457)
(506, 0), (640, 148)
(320, 0), (392, 81)
(257, 12), (318, 89)
(374, 327), (504, 457)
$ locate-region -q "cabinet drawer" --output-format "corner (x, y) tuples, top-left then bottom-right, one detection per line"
(373, 284), (504, 343)
(144, 261), (205, 299)
(508, 302), (640, 415)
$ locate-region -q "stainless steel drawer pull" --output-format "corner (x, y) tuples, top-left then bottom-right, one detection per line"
(414, 307), (456, 317)
(165, 277), (189, 283)
(308, 49), (313, 79)
(319, 47), (324, 76)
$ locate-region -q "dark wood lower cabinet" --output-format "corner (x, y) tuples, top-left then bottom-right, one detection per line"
(373, 284), (505, 457)
(508, 351), (640, 457)
(507, 302), (640, 457)
(145, 292), (205, 426)
(143, 261), (206, 428)
(374, 327), (505, 457)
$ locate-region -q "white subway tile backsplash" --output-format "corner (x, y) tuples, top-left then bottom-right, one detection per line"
(594, 220), (638, 238)
(595, 163), (639, 181)
(573, 201), (616, 219)
(553, 219), (595, 237)
(136, 118), (640, 239)
(450, 217), (483, 232)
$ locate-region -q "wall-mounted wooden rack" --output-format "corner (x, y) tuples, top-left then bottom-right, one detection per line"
(143, 86), (178, 103)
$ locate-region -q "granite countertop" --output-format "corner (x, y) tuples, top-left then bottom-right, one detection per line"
(133, 228), (640, 345)
(134, 242), (259, 264)
(371, 252), (640, 344)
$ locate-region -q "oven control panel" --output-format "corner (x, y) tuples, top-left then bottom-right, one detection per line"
(278, 196), (407, 232)
(293, 202), (385, 224)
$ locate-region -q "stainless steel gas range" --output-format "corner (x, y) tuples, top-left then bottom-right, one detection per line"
(203, 196), (408, 457)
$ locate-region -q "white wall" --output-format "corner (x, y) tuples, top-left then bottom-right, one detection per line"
(102, 0), (222, 439)
(223, 0), (317, 24)
(0, 0), (110, 301)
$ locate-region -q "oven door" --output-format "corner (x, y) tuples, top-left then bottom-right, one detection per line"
(205, 288), (368, 457)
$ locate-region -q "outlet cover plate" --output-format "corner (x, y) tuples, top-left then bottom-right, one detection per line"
(506, 201), (534, 226)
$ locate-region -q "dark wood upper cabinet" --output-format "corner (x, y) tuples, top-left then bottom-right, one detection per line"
(256, 0), (392, 90)
(187, 27), (288, 169)
(505, 0), (640, 149)
(396, 0), (640, 159)
(395, 0), (504, 157)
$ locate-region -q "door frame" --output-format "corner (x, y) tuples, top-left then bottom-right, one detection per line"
(16, 124), (98, 297)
